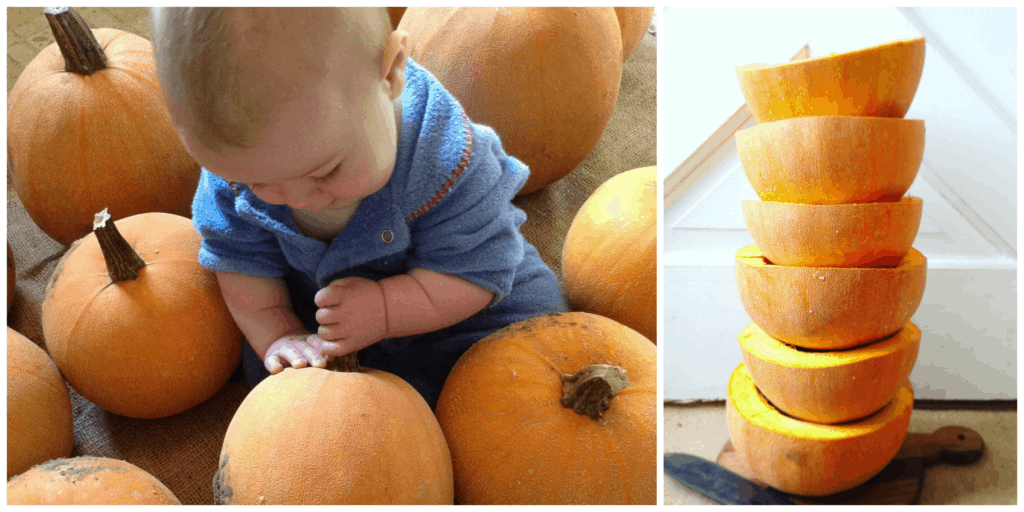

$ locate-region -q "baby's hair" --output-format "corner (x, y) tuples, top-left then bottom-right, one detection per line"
(151, 7), (391, 152)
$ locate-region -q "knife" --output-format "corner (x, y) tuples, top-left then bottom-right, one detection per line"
(666, 426), (985, 505)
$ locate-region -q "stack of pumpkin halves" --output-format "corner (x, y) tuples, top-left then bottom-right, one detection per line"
(726, 37), (929, 498)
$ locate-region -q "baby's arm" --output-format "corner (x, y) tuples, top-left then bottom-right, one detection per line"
(216, 271), (341, 373)
(313, 268), (494, 352)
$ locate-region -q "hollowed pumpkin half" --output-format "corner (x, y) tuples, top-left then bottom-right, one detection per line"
(436, 312), (656, 504)
(736, 116), (925, 204)
(7, 456), (180, 505)
(735, 245), (926, 349)
(739, 322), (919, 424)
(742, 196), (922, 268)
(726, 364), (912, 497)
(736, 37), (925, 123)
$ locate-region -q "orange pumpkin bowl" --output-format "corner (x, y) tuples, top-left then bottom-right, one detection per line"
(735, 245), (926, 349)
(739, 322), (920, 424)
(736, 37), (925, 123)
(742, 196), (922, 268)
(726, 364), (912, 497)
(736, 116), (925, 204)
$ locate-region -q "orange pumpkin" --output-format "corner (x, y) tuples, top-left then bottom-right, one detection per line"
(8, 456), (180, 504)
(727, 364), (912, 496)
(736, 37), (926, 123)
(215, 360), (453, 504)
(735, 116), (925, 204)
(739, 322), (920, 424)
(436, 312), (656, 504)
(41, 209), (241, 419)
(7, 327), (74, 480)
(742, 196), (923, 267)
(614, 7), (654, 62)
(563, 166), (656, 342)
(735, 245), (926, 350)
(399, 7), (623, 195)
(7, 7), (199, 246)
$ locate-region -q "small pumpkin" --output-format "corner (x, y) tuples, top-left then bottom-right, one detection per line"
(399, 7), (623, 195)
(726, 364), (912, 496)
(735, 245), (926, 350)
(614, 7), (654, 62)
(436, 312), (656, 504)
(736, 37), (926, 123)
(7, 7), (200, 246)
(41, 209), (241, 419)
(7, 456), (180, 505)
(736, 116), (925, 204)
(7, 327), (74, 480)
(563, 166), (656, 342)
(739, 322), (920, 424)
(214, 356), (453, 505)
(742, 196), (923, 268)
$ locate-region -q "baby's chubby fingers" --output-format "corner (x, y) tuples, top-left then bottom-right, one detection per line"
(305, 334), (346, 358)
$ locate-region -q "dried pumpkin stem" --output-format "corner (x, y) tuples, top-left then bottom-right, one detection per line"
(560, 364), (630, 420)
(325, 352), (360, 373)
(93, 208), (146, 282)
(44, 7), (107, 76)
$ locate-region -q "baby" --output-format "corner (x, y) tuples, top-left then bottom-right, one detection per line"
(150, 7), (565, 408)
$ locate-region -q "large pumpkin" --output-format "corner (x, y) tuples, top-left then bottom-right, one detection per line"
(7, 328), (74, 480)
(8, 456), (180, 505)
(214, 358), (453, 505)
(7, 7), (200, 246)
(399, 7), (623, 195)
(41, 209), (241, 419)
(563, 166), (656, 342)
(436, 312), (656, 504)
(614, 7), (654, 62)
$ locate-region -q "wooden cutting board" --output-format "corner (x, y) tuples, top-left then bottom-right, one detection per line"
(717, 426), (985, 504)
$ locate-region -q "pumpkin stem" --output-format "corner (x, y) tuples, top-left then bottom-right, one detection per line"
(325, 352), (360, 373)
(44, 7), (108, 76)
(93, 209), (146, 282)
(560, 364), (630, 420)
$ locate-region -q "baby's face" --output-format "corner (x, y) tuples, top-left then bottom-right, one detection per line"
(179, 73), (398, 214)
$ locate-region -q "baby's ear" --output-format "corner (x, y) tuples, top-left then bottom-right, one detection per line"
(381, 30), (408, 100)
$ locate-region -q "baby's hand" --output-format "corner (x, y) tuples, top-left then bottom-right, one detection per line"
(264, 333), (342, 374)
(314, 277), (388, 353)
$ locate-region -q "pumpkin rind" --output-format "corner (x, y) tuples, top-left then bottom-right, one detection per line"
(399, 7), (623, 195)
(736, 37), (925, 123)
(742, 196), (923, 268)
(736, 116), (925, 204)
(436, 312), (656, 504)
(563, 166), (656, 343)
(7, 19), (200, 247)
(7, 327), (74, 480)
(735, 245), (926, 349)
(7, 456), (180, 505)
(614, 7), (654, 62)
(726, 364), (912, 496)
(739, 322), (920, 424)
(216, 366), (453, 505)
(41, 212), (242, 419)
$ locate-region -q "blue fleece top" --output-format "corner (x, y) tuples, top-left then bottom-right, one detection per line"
(191, 57), (559, 311)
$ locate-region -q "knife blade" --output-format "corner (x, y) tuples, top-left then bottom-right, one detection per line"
(663, 453), (797, 505)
